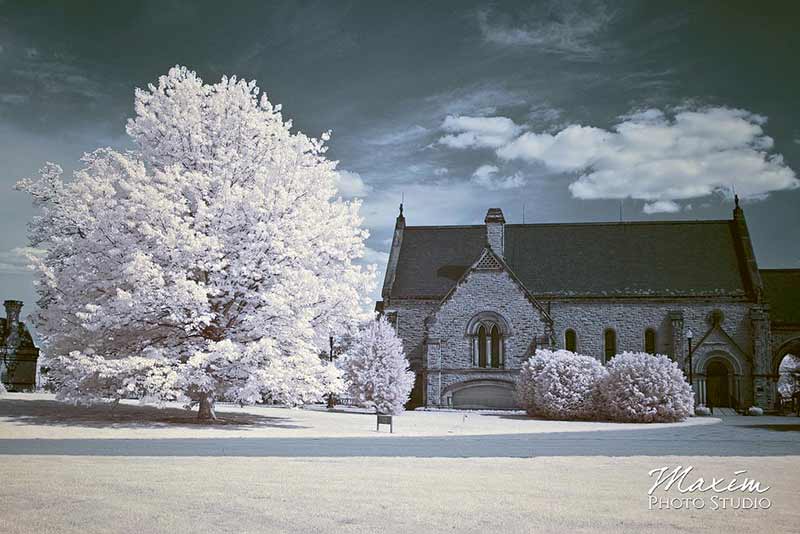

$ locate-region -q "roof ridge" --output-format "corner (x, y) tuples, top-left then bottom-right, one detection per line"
(506, 219), (732, 228)
(404, 225), (484, 230)
(403, 220), (733, 230)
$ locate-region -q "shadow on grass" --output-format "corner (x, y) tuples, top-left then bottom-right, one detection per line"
(743, 424), (800, 432)
(0, 399), (307, 430)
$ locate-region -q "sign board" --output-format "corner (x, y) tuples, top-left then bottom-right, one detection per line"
(376, 414), (393, 433)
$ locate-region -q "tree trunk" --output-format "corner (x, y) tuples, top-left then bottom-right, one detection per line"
(197, 393), (217, 421)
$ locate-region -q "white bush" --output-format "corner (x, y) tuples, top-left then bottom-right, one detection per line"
(599, 352), (694, 423)
(338, 317), (415, 415)
(695, 405), (711, 416)
(516, 349), (607, 420)
(748, 406), (764, 416)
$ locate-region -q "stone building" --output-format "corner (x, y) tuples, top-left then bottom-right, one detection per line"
(377, 200), (800, 411)
(1, 300), (40, 391)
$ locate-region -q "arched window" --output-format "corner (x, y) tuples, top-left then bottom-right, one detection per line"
(565, 329), (577, 352)
(477, 325), (487, 368)
(604, 329), (617, 363)
(470, 316), (505, 369)
(644, 328), (656, 354)
(491, 325), (501, 368)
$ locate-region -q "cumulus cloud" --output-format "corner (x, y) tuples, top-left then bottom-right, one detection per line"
(333, 170), (370, 198)
(433, 167), (449, 176)
(0, 246), (45, 275)
(439, 115), (523, 150)
(477, 0), (614, 57)
(643, 200), (681, 214)
(497, 107), (798, 203)
(471, 164), (527, 190)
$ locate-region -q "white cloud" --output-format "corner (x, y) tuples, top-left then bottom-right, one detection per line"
(477, 1), (614, 57)
(433, 167), (449, 176)
(0, 247), (45, 275)
(439, 115), (523, 150)
(426, 85), (526, 117)
(361, 247), (389, 267)
(497, 107), (798, 202)
(367, 125), (429, 146)
(471, 164), (527, 190)
(333, 170), (370, 198)
(643, 200), (681, 214)
(0, 94), (29, 105)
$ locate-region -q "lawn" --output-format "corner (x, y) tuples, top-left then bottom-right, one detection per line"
(1, 393), (798, 534)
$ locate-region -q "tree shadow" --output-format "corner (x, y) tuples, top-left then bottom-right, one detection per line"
(0, 399), (308, 430)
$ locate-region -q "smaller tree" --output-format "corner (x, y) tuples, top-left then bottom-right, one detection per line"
(599, 352), (694, 423)
(339, 317), (414, 415)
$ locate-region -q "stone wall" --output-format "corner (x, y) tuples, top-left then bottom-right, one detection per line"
(387, 287), (770, 409)
(424, 268), (548, 405)
(384, 298), (438, 371)
(548, 300), (752, 363)
(548, 299), (757, 407)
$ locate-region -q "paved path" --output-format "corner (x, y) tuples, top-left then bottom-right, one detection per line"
(2, 416), (798, 457)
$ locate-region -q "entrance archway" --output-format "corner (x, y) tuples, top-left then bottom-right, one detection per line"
(706, 360), (731, 408)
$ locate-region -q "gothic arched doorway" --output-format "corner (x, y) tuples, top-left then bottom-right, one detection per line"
(706, 361), (731, 408)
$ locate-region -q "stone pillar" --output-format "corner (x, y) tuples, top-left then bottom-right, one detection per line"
(425, 339), (442, 407)
(484, 208), (505, 257)
(750, 306), (772, 409)
(669, 310), (685, 368)
(4, 300), (23, 350)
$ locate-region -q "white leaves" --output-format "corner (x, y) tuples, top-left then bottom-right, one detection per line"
(517, 349), (606, 420)
(599, 352), (694, 423)
(339, 318), (414, 415)
(20, 66), (376, 408)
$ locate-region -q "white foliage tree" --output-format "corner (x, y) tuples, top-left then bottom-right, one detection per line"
(599, 352), (694, 423)
(339, 317), (414, 415)
(16, 66), (375, 419)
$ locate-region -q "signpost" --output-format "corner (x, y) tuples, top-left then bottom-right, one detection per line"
(376, 414), (393, 433)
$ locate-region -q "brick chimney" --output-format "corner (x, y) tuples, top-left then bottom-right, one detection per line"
(485, 208), (505, 257)
(4, 300), (23, 349)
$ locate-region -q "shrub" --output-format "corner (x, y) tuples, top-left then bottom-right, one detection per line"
(599, 352), (694, 423)
(516, 349), (607, 420)
(748, 406), (764, 416)
(695, 405), (711, 416)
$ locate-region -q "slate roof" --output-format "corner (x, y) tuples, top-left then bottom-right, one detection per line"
(761, 269), (800, 325)
(389, 220), (750, 299)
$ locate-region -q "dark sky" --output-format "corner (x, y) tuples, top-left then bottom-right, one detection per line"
(1, 0), (799, 312)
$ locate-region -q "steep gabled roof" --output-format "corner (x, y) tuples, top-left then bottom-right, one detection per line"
(761, 269), (800, 325)
(392, 225), (485, 299)
(388, 220), (750, 299)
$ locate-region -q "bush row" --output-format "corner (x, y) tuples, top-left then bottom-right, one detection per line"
(516, 349), (694, 423)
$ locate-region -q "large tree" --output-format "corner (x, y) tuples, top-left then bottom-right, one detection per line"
(17, 66), (375, 419)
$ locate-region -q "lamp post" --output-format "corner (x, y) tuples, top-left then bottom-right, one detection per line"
(327, 335), (335, 409)
(686, 328), (694, 387)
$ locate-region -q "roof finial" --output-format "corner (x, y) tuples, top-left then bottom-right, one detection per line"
(734, 193), (740, 209)
(399, 202), (403, 217)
